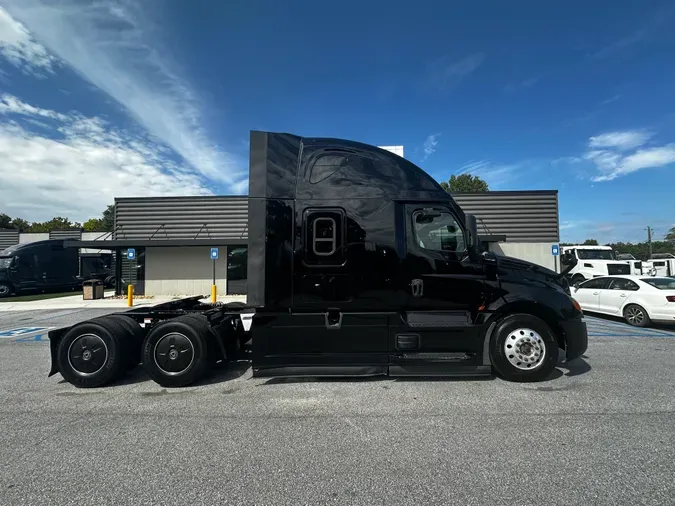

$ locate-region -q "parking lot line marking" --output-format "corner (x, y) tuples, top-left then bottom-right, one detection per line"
(0, 327), (55, 342)
(0, 327), (49, 338)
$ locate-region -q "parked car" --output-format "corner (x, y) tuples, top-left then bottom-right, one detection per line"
(572, 275), (675, 327)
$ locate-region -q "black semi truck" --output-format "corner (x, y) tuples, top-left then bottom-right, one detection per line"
(48, 130), (587, 388)
(0, 240), (82, 298)
(0, 240), (112, 298)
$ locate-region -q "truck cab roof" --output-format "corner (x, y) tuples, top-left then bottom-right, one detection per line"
(248, 130), (453, 202)
(0, 239), (66, 256)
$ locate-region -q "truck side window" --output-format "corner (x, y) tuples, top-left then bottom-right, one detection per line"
(304, 209), (345, 266)
(413, 210), (465, 253)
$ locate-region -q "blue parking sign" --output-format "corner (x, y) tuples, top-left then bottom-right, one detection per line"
(127, 248), (135, 260)
(552, 244), (559, 256)
(210, 248), (219, 260)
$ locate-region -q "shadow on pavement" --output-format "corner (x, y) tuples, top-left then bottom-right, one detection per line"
(562, 357), (591, 377)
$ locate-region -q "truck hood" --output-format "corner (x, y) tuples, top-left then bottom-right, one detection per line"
(496, 254), (571, 291)
(497, 254), (559, 278)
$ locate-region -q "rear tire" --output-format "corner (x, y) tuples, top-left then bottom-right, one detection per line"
(141, 316), (211, 387)
(56, 318), (127, 388)
(490, 314), (559, 382)
(623, 304), (650, 327)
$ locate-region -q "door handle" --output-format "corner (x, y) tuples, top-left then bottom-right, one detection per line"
(410, 279), (424, 297)
(593, 292), (599, 295)
(620, 294), (627, 297)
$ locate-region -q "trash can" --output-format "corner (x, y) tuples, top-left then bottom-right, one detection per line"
(82, 279), (104, 300)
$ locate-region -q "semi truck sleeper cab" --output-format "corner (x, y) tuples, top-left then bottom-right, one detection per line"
(47, 130), (588, 388)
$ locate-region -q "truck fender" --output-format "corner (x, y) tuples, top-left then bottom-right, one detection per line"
(479, 298), (567, 366)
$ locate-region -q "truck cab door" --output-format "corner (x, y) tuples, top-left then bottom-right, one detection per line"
(389, 203), (488, 375)
(253, 205), (390, 376)
(15, 254), (40, 292)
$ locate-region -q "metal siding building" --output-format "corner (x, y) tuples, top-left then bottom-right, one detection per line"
(114, 196), (248, 241)
(49, 228), (83, 241)
(105, 191), (560, 296)
(0, 229), (20, 251)
(113, 196), (249, 296)
(452, 191), (559, 242)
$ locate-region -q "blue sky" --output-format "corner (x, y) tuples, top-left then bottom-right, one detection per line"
(1, 0), (674, 244)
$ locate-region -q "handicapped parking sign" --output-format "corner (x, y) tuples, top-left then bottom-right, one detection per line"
(127, 248), (135, 260)
(210, 248), (219, 260)
(552, 244), (559, 256)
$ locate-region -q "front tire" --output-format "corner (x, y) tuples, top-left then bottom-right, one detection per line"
(572, 274), (585, 286)
(490, 314), (559, 382)
(0, 283), (13, 298)
(141, 316), (211, 387)
(623, 304), (650, 327)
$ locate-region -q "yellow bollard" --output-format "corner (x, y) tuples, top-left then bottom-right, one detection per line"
(127, 284), (134, 307)
(211, 284), (217, 303)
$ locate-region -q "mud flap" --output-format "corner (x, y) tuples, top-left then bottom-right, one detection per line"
(47, 327), (69, 377)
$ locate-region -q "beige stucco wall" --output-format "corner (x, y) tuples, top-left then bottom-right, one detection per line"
(144, 247), (228, 296)
(490, 242), (559, 272)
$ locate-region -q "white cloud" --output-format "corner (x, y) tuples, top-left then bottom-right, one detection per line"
(456, 160), (521, 189)
(422, 133), (440, 160)
(1, 0), (246, 191)
(0, 6), (56, 74)
(559, 221), (580, 231)
(592, 145), (675, 182)
(583, 130), (675, 182)
(0, 95), (212, 222)
(427, 53), (485, 91)
(588, 130), (652, 151)
(0, 93), (68, 120)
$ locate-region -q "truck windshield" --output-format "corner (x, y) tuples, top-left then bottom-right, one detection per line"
(0, 257), (13, 268)
(577, 249), (614, 260)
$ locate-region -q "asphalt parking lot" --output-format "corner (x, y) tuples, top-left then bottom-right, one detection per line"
(0, 310), (674, 506)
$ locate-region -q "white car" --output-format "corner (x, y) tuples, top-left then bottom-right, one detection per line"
(572, 275), (675, 327)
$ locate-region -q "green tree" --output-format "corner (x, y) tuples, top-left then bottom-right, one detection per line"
(102, 205), (115, 232)
(0, 213), (12, 229)
(440, 174), (489, 192)
(28, 217), (79, 233)
(583, 239), (599, 245)
(666, 226), (675, 244)
(83, 218), (106, 232)
(9, 218), (30, 232)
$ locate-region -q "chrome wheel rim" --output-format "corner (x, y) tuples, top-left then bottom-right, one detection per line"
(626, 307), (644, 325)
(154, 332), (194, 376)
(504, 328), (546, 371)
(68, 334), (108, 376)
